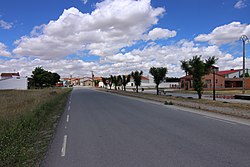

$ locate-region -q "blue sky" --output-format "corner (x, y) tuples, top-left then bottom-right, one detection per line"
(0, 0), (249, 77)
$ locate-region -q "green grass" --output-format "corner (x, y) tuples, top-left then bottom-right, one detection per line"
(0, 88), (72, 167)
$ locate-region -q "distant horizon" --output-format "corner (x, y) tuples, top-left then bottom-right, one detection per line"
(0, 0), (249, 78)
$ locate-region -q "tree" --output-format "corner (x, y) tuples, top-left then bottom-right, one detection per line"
(102, 77), (109, 88)
(108, 77), (112, 90)
(110, 75), (121, 90)
(149, 67), (167, 95)
(52, 73), (60, 85)
(180, 55), (217, 99)
(94, 80), (100, 87)
(131, 70), (143, 93)
(240, 73), (250, 77)
(121, 75), (131, 91)
(31, 67), (60, 88)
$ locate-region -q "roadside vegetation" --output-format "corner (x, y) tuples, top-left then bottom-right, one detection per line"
(29, 67), (61, 88)
(0, 88), (71, 167)
(181, 55), (217, 99)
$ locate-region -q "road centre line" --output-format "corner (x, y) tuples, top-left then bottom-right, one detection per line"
(204, 116), (237, 125)
(68, 105), (70, 111)
(61, 135), (68, 157)
(66, 115), (70, 122)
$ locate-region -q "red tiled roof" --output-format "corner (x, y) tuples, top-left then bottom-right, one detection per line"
(1, 72), (20, 77)
(141, 76), (149, 80)
(217, 69), (241, 76)
(94, 77), (102, 81)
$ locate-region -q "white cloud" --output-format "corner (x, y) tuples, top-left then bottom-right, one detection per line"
(13, 0), (165, 59)
(234, 0), (247, 9)
(0, 20), (13, 29)
(147, 28), (176, 41)
(103, 52), (143, 63)
(98, 40), (240, 77)
(2, 39), (249, 78)
(195, 22), (250, 45)
(0, 42), (11, 57)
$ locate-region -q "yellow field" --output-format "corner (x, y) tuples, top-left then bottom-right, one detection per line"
(0, 89), (64, 120)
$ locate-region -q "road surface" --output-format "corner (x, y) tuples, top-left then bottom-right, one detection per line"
(41, 87), (250, 167)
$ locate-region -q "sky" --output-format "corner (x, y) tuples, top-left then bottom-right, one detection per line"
(0, 0), (249, 78)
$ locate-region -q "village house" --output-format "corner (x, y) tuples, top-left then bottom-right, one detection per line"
(180, 68), (250, 90)
(218, 69), (250, 89)
(61, 77), (94, 87)
(0, 72), (28, 90)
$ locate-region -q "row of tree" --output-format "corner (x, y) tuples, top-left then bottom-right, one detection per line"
(29, 67), (60, 88)
(103, 55), (218, 99)
(101, 67), (168, 95)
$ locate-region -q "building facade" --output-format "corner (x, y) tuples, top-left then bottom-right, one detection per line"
(0, 73), (28, 90)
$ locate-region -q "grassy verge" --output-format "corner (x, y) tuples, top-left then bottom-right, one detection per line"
(0, 88), (72, 167)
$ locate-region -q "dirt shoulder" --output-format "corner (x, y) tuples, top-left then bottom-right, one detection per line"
(96, 88), (250, 120)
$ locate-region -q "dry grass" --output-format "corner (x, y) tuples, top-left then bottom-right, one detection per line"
(0, 88), (72, 167)
(0, 89), (62, 120)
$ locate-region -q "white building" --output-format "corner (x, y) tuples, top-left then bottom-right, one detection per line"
(0, 73), (28, 90)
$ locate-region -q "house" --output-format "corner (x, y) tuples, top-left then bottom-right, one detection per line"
(61, 77), (94, 87)
(179, 68), (250, 90)
(180, 73), (225, 90)
(128, 76), (150, 87)
(0, 72), (28, 90)
(93, 77), (104, 87)
(218, 69), (250, 89)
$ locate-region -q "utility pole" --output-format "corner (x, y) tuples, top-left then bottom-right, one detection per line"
(91, 71), (94, 87)
(240, 35), (249, 94)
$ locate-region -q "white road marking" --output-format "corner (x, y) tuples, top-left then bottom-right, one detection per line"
(66, 115), (70, 122)
(204, 116), (237, 125)
(69, 100), (71, 105)
(68, 106), (70, 111)
(61, 135), (68, 157)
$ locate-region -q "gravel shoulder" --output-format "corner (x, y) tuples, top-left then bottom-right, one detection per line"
(96, 88), (250, 120)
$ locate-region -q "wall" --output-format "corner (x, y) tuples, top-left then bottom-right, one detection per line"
(0, 77), (28, 90)
(245, 78), (250, 89)
(203, 73), (225, 88)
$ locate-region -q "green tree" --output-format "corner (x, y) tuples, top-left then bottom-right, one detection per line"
(107, 77), (112, 90)
(131, 70), (143, 93)
(121, 75), (131, 91)
(149, 67), (167, 95)
(110, 75), (121, 90)
(52, 73), (60, 85)
(31, 67), (60, 88)
(180, 55), (217, 99)
(102, 77), (109, 88)
(240, 73), (250, 77)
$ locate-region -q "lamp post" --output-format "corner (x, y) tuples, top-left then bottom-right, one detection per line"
(91, 71), (94, 87)
(212, 66), (218, 101)
(240, 35), (249, 94)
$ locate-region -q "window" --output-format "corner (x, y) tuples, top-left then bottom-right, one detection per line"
(205, 79), (211, 84)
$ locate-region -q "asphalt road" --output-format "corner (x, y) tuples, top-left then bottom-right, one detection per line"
(41, 87), (250, 167)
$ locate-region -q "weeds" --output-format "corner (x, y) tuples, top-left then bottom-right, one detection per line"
(0, 88), (72, 167)
(164, 101), (173, 105)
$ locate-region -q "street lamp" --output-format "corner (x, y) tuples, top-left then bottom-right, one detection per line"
(240, 35), (249, 94)
(212, 66), (218, 101)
